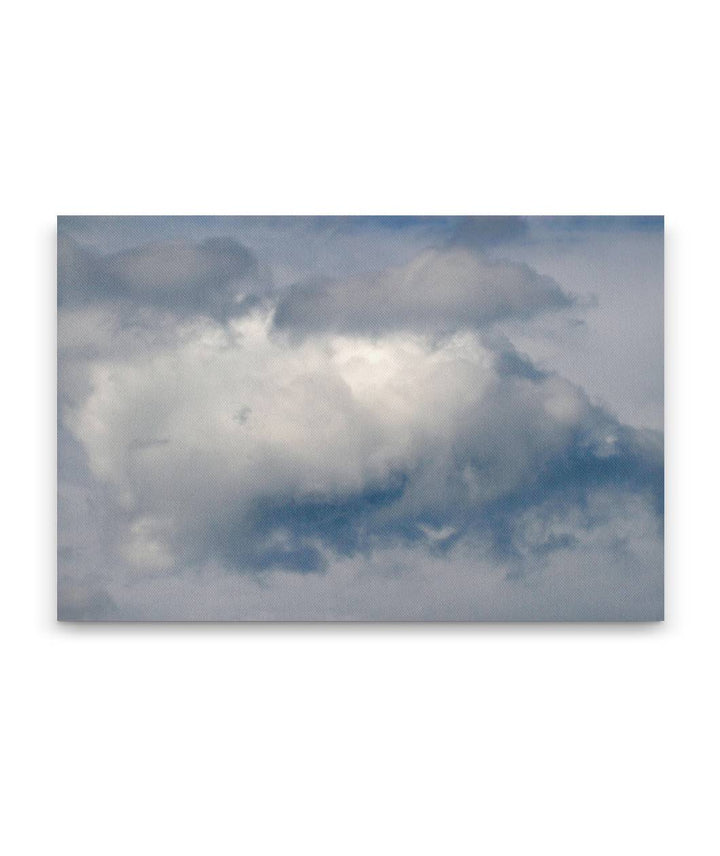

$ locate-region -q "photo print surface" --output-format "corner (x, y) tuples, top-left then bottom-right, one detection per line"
(57, 216), (663, 620)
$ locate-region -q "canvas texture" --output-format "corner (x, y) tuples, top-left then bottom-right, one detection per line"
(57, 216), (664, 620)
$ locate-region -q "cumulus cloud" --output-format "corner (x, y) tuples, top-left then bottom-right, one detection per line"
(273, 248), (575, 336)
(60, 308), (661, 603)
(57, 217), (663, 621)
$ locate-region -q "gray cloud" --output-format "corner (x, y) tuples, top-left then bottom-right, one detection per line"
(448, 216), (530, 248)
(58, 587), (120, 621)
(273, 248), (575, 336)
(58, 232), (259, 321)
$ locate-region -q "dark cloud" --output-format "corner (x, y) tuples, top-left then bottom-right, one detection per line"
(273, 248), (575, 336)
(294, 215), (531, 247)
(493, 347), (548, 382)
(448, 216), (530, 248)
(58, 233), (259, 321)
(540, 215), (664, 234)
(195, 421), (661, 580)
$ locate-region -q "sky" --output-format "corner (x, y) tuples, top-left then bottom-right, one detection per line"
(57, 216), (663, 620)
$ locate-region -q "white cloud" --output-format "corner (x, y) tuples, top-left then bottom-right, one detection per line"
(60, 304), (661, 602)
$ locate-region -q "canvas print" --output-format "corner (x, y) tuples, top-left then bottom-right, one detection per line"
(57, 216), (663, 620)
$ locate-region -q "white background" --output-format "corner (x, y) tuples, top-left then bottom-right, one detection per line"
(2, 1), (718, 854)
